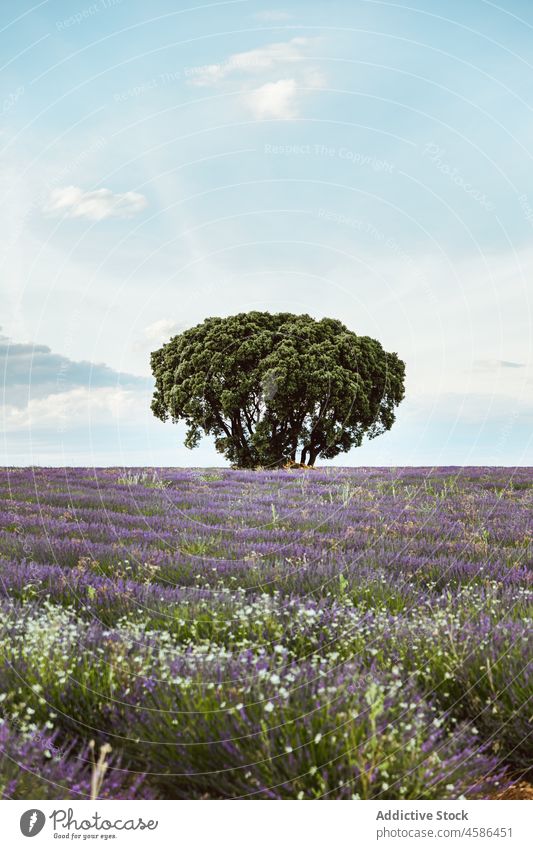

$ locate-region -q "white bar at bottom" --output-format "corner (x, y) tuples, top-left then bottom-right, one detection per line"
(2, 799), (531, 848)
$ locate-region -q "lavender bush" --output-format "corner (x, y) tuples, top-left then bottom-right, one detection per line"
(0, 722), (151, 799)
(0, 466), (530, 798)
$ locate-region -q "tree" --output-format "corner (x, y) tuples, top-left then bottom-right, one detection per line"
(150, 311), (405, 468)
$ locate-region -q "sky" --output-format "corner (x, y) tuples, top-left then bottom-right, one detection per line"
(1, 0), (532, 467)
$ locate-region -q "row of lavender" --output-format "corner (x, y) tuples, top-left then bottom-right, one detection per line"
(0, 466), (531, 799)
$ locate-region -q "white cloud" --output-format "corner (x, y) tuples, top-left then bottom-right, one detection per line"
(255, 10), (292, 22)
(137, 319), (189, 349)
(2, 386), (148, 431)
(144, 319), (181, 343)
(188, 37), (311, 87)
(244, 78), (299, 120)
(44, 185), (147, 221)
(185, 36), (325, 120)
(0, 329), (149, 407)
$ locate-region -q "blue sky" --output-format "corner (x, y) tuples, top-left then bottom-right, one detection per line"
(1, 0), (532, 466)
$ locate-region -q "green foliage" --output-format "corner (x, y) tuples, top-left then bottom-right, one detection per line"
(150, 311), (405, 468)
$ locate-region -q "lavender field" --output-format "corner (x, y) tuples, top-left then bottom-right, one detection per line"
(0, 466), (531, 800)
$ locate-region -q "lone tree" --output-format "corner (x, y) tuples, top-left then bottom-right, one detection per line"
(150, 311), (405, 468)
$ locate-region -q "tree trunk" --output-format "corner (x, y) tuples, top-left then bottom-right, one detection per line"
(230, 416), (254, 466)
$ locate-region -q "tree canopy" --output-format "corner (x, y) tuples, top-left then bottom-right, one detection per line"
(150, 311), (405, 468)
